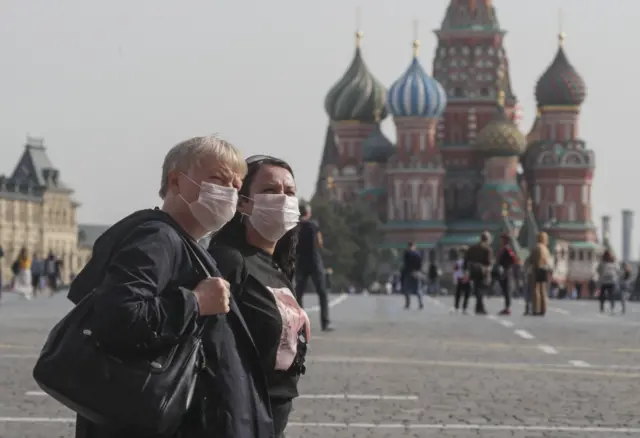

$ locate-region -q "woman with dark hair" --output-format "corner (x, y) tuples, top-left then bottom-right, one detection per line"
(208, 155), (310, 438)
(597, 249), (618, 313)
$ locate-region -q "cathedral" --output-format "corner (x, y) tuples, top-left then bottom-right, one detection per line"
(316, 0), (598, 284)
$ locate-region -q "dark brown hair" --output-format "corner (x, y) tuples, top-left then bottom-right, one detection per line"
(209, 156), (299, 281)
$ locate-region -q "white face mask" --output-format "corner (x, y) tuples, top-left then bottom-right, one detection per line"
(247, 194), (299, 242)
(180, 174), (238, 233)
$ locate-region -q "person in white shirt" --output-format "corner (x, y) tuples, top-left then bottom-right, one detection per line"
(452, 247), (471, 313)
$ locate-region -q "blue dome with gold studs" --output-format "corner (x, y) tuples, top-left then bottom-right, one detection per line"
(387, 41), (447, 118)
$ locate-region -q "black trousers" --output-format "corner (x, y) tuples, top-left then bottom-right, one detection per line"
(499, 276), (511, 309)
(454, 280), (471, 310)
(471, 278), (486, 313)
(295, 267), (330, 329)
(271, 400), (293, 438)
(600, 283), (615, 311)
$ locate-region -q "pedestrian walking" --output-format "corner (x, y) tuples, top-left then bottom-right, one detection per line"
(31, 253), (44, 297)
(452, 246), (471, 313)
(496, 233), (518, 316)
(597, 249), (618, 314)
(528, 231), (551, 316)
(208, 154), (310, 438)
(295, 203), (333, 331)
(619, 262), (631, 314)
(401, 242), (424, 310)
(44, 252), (59, 293)
(13, 247), (33, 300)
(464, 231), (493, 315)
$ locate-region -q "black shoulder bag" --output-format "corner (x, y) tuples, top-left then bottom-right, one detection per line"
(33, 228), (213, 437)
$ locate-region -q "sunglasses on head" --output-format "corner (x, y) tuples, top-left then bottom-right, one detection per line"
(245, 154), (288, 167)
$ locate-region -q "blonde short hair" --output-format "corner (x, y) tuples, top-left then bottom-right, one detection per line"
(159, 134), (247, 199)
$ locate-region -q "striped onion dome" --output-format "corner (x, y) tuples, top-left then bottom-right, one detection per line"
(535, 34), (587, 107)
(387, 41), (447, 118)
(324, 33), (388, 123)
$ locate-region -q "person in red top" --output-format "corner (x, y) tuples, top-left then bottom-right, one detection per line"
(496, 233), (518, 315)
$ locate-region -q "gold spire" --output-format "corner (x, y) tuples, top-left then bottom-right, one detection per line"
(412, 19), (420, 57)
(355, 7), (363, 48)
(558, 8), (566, 47)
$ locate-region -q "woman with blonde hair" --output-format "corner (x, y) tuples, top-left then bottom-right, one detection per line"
(528, 231), (551, 316)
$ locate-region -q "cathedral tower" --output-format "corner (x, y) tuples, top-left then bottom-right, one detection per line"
(433, 0), (520, 222)
(383, 27), (447, 247)
(524, 31), (595, 243)
(321, 30), (387, 204)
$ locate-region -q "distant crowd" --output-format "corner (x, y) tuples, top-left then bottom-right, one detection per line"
(0, 247), (64, 302)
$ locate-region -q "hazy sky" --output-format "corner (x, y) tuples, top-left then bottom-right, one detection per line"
(0, 1), (633, 255)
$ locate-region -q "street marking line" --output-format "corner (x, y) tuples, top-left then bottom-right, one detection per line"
(425, 296), (444, 306)
(514, 329), (535, 340)
(537, 345), (558, 355)
(486, 314), (498, 321)
(499, 319), (514, 328)
(23, 390), (420, 402)
(286, 422), (640, 433)
(0, 417), (75, 423)
(569, 360), (591, 368)
(0, 354), (38, 359)
(2, 418), (640, 432)
(306, 293), (347, 313)
(309, 356), (640, 378)
(298, 394), (418, 401)
(550, 307), (570, 315)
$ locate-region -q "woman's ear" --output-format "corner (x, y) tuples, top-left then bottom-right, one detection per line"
(237, 197), (252, 215)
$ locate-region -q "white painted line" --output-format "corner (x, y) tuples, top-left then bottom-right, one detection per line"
(0, 354), (38, 359)
(499, 319), (514, 328)
(514, 329), (535, 340)
(2, 417), (640, 433)
(486, 314), (498, 321)
(306, 293), (347, 313)
(24, 390), (419, 402)
(425, 296), (444, 306)
(569, 360), (591, 368)
(286, 422), (640, 433)
(550, 307), (570, 315)
(298, 394), (418, 401)
(0, 417), (76, 424)
(537, 345), (558, 355)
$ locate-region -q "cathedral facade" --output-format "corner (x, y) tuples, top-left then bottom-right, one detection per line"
(317, 0), (598, 283)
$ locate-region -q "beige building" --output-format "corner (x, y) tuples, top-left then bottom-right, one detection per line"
(0, 137), (108, 283)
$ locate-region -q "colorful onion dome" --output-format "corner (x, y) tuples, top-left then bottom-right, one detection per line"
(476, 92), (526, 157)
(324, 32), (387, 123)
(387, 40), (447, 118)
(535, 33), (586, 107)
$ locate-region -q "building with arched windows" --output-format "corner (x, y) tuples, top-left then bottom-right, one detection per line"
(316, 0), (598, 285)
(0, 137), (108, 283)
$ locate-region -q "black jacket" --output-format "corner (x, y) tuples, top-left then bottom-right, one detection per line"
(68, 209), (273, 438)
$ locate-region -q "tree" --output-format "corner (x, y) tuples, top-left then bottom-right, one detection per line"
(307, 196), (382, 290)
(307, 197), (358, 289)
(342, 201), (382, 288)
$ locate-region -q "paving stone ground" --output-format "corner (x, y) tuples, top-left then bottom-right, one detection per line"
(1, 290), (640, 437)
